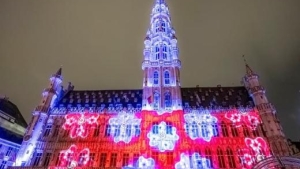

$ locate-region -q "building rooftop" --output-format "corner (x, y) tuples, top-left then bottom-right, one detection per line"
(55, 86), (254, 110)
(0, 98), (28, 128)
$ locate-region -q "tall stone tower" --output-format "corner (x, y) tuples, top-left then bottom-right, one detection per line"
(15, 68), (63, 166)
(243, 64), (291, 156)
(142, 0), (182, 114)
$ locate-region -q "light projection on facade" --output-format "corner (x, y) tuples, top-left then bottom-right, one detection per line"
(108, 111), (141, 143)
(184, 110), (218, 141)
(225, 110), (261, 130)
(137, 156), (156, 169)
(59, 145), (90, 167)
(62, 113), (99, 138)
(175, 153), (210, 169)
(147, 121), (179, 152)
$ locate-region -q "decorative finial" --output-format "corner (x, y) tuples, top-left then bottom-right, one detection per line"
(242, 55), (254, 76)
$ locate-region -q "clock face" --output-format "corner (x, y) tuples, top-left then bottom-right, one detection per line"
(24, 135), (31, 141)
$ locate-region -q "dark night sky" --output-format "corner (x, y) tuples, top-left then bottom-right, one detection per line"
(0, 0), (300, 140)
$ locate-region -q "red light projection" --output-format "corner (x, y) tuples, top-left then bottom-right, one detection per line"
(59, 109), (270, 169)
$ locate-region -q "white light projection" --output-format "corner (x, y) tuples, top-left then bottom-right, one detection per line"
(184, 110), (218, 141)
(175, 153), (210, 169)
(147, 121), (179, 152)
(137, 156), (156, 169)
(108, 111), (141, 143)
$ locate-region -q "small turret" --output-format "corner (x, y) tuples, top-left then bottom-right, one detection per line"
(15, 68), (63, 166)
(242, 62), (291, 156)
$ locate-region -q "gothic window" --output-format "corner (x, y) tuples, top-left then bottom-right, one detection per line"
(162, 44), (168, 59)
(6, 147), (13, 156)
(243, 125), (250, 137)
(166, 152), (173, 165)
(33, 152), (42, 166)
(114, 125), (121, 137)
(155, 21), (160, 32)
(201, 122), (208, 138)
(94, 125), (100, 137)
(105, 125), (111, 137)
(164, 71), (170, 85)
(155, 46), (160, 60)
(217, 148), (226, 168)
(152, 152), (159, 162)
(126, 124), (131, 137)
(221, 122), (229, 137)
(226, 148), (236, 168)
(43, 153), (51, 166)
(43, 125), (52, 137)
(55, 153), (61, 166)
(99, 153), (107, 167)
(212, 123), (219, 136)
(204, 148), (213, 168)
(161, 21), (166, 32)
(166, 122), (173, 134)
(89, 153), (95, 167)
(134, 125), (141, 136)
(230, 124), (239, 137)
(52, 126), (59, 137)
(153, 71), (159, 85)
(133, 153), (140, 167)
(192, 122), (199, 138)
(253, 128), (259, 137)
(152, 122), (159, 134)
(78, 152), (85, 166)
(122, 153), (129, 167)
(0, 161), (7, 169)
(110, 153), (117, 167)
(154, 91), (160, 109)
(164, 91), (171, 108)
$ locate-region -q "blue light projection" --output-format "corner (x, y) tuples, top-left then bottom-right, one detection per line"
(184, 110), (218, 141)
(147, 121), (179, 152)
(175, 153), (210, 169)
(108, 111), (141, 143)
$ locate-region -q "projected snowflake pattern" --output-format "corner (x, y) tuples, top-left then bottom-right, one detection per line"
(63, 113), (99, 138)
(175, 153), (210, 169)
(225, 110), (261, 130)
(184, 110), (218, 141)
(108, 111), (141, 143)
(147, 121), (179, 152)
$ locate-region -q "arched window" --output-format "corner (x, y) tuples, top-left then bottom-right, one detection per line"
(152, 122), (159, 134)
(153, 71), (159, 85)
(155, 46), (160, 60)
(230, 124), (239, 137)
(192, 122), (199, 138)
(205, 148), (213, 168)
(161, 21), (166, 32)
(226, 147), (236, 168)
(162, 44), (167, 59)
(201, 122), (208, 138)
(166, 122), (172, 134)
(217, 147), (226, 168)
(243, 125), (250, 137)
(155, 21), (160, 32)
(164, 91), (171, 108)
(221, 122), (228, 137)
(164, 71), (170, 85)
(212, 123), (219, 137)
(153, 91), (160, 109)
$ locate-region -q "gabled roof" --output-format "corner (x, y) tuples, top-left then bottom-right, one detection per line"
(55, 86), (254, 110)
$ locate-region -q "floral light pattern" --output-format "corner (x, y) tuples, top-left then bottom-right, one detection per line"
(137, 156), (155, 169)
(59, 144), (90, 167)
(108, 111), (141, 143)
(184, 110), (218, 141)
(63, 113), (99, 138)
(225, 110), (261, 130)
(175, 153), (210, 169)
(147, 121), (179, 152)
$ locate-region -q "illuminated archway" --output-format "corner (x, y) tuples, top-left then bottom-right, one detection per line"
(252, 156), (300, 169)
